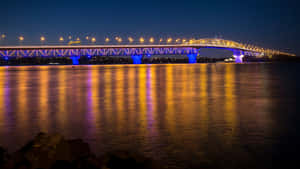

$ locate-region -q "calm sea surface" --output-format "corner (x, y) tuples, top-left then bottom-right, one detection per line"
(0, 63), (299, 169)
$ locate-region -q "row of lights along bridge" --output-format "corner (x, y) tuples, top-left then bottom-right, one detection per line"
(0, 34), (194, 44)
(0, 33), (295, 57)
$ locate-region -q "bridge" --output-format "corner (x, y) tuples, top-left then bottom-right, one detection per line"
(0, 38), (295, 64)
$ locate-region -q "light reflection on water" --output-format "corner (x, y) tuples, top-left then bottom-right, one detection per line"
(0, 63), (299, 169)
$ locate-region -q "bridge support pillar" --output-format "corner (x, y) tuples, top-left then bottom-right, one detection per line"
(131, 55), (142, 64)
(187, 53), (197, 63)
(71, 56), (80, 65)
(233, 51), (244, 63)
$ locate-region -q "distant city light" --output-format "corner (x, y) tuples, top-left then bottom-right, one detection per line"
(85, 36), (89, 40)
(139, 37), (145, 43)
(59, 37), (64, 41)
(159, 38), (163, 43)
(68, 36), (72, 40)
(167, 38), (172, 43)
(182, 39), (186, 43)
(40, 36), (45, 41)
(105, 37), (110, 42)
(91, 37), (96, 43)
(175, 38), (180, 43)
(76, 38), (80, 41)
(1, 34), (6, 39)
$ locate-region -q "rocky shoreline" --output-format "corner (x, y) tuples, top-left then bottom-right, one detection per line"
(0, 133), (156, 169)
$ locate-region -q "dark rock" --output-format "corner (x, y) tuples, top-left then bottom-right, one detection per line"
(6, 133), (92, 169)
(1, 133), (158, 169)
(12, 133), (65, 169)
(100, 150), (155, 169)
(50, 160), (75, 169)
(14, 159), (31, 169)
(74, 154), (100, 169)
(0, 146), (10, 167)
(67, 139), (91, 160)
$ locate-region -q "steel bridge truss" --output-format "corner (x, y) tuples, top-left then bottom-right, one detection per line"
(0, 47), (201, 58)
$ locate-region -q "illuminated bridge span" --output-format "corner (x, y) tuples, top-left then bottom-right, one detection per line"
(0, 38), (295, 64)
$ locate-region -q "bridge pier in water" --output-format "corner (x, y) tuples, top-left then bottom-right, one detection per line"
(131, 55), (143, 64)
(71, 56), (80, 65)
(187, 53), (197, 63)
(233, 50), (244, 63)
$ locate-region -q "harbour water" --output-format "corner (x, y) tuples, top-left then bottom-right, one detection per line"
(0, 63), (299, 169)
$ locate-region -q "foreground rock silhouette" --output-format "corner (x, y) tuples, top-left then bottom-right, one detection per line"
(0, 133), (156, 169)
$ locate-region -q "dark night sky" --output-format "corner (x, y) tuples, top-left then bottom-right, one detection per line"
(0, 0), (299, 55)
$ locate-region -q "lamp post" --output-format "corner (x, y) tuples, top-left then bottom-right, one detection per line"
(40, 36), (45, 45)
(0, 34), (6, 45)
(139, 37), (145, 44)
(128, 37), (134, 43)
(149, 37), (154, 43)
(19, 36), (24, 45)
(59, 37), (64, 45)
(117, 37), (122, 43)
(91, 37), (96, 44)
(159, 38), (163, 44)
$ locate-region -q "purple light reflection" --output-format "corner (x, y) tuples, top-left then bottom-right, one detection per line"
(146, 66), (156, 137)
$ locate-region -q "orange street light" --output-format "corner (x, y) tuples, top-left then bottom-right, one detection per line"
(140, 37), (145, 43)
(117, 37), (122, 43)
(128, 37), (134, 43)
(149, 37), (154, 43)
(19, 36), (24, 41)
